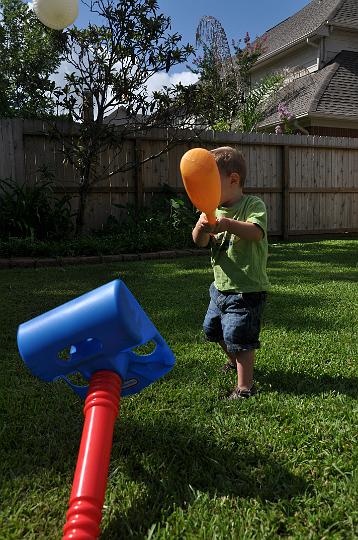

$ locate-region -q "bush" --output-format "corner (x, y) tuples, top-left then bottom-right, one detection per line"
(0, 169), (74, 241)
(0, 193), (200, 258)
(94, 192), (198, 253)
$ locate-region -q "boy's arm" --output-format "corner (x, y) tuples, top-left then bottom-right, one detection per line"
(215, 218), (263, 241)
(192, 213), (212, 247)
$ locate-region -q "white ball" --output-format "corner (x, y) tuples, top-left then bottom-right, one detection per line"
(33, 0), (78, 30)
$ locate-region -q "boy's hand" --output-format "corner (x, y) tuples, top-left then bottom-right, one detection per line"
(193, 214), (231, 247)
(196, 214), (230, 234)
(213, 217), (229, 234)
(196, 213), (216, 234)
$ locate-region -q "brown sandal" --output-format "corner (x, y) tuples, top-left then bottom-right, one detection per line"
(221, 361), (236, 373)
(227, 384), (257, 399)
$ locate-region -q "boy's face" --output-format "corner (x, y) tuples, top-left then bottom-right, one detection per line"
(219, 171), (242, 206)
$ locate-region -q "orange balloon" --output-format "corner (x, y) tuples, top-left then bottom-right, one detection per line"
(180, 148), (221, 224)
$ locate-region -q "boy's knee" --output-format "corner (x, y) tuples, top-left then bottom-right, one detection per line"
(203, 323), (223, 343)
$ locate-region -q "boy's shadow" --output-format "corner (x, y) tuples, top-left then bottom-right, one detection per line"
(101, 417), (308, 539)
(255, 367), (358, 398)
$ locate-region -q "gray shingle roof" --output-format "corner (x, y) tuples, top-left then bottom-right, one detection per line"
(331, 0), (358, 27)
(316, 51), (358, 115)
(260, 0), (343, 60)
(258, 51), (358, 126)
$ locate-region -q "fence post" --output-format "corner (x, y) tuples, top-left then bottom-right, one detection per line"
(282, 145), (290, 240)
(134, 138), (144, 209)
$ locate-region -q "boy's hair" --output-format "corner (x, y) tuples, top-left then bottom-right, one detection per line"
(211, 146), (247, 186)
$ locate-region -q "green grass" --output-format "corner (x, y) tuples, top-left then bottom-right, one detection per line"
(0, 240), (357, 539)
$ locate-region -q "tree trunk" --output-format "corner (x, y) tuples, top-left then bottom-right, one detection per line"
(75, 184), (89, 236)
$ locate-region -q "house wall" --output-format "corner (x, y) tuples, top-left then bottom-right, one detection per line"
(306, 115), (358, 138)
(251, 44), (319, 85)
(262, 117), (358, 139)
(308, 126), (358, 137)
(324, 28), (358, 63)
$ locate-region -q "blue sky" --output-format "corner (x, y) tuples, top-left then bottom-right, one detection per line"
(74, 0), (311, 56)
(156, 0), (311, 59)
(73, 0), (311, 78)
(29, 0), (313, 93)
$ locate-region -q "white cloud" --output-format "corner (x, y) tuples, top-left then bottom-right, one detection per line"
(50, 60), (74, 87)
(51, 63), (198, 100)
(145, 71), (198, 95)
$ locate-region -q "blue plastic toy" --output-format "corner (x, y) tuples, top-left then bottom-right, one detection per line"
(17, 278), (175, 398)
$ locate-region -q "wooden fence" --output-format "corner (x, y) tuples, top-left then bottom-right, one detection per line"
(1, 118), (358, 238)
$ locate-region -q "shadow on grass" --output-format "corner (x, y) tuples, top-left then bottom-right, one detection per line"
(268, 240), (357, 286)
(101, 418), (308, 539)
(255, 367), (358, 398)
(268, 265), (356, 285)
(166, 356), (358, 399)
(268, 240), (358, 269)
(0, 373), (307, 539)
(1, 257), (212, 338)
(263, 290), (351, 332)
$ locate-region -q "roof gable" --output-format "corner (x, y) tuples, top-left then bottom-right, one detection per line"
(260, 0), (343, 60)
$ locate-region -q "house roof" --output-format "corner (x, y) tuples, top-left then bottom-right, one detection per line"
(259, 0), (349, 61)
(331, 0), (358, 27)
(103, 106), (144, 125)
(316, 51), (358, 115)
(258, 50), (358, 127)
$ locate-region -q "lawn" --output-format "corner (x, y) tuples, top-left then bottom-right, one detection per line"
(0, 240), (357, 540)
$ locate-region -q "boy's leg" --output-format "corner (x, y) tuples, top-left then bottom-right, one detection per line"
(220, 291), (267, 398)
(234, 350), (255, 391)
(219, 341), (236, 371)
(220, 341), (255, 390)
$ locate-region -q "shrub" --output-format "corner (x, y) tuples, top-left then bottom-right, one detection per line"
(0, 187), (199, 257)
(97, 191), (197, 252)
(0, 168), (74, 241)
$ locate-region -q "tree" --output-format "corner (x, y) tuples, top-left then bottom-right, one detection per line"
(235, 73), (284, 132)
(0, 0), (64, 118)
(190, 16), (242, 129)
(191, 16), (280, 131)
(50, 0), (195, 235)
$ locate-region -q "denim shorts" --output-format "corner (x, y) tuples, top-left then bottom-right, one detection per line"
(203, 283), (267, 353)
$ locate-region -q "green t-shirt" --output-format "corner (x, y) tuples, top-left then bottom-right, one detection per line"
(211, 195), (270, 293)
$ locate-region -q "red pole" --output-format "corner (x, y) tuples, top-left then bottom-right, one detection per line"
(62, 370), (122, 540)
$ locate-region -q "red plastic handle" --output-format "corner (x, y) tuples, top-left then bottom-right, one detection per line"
(62, 371), (122, 540)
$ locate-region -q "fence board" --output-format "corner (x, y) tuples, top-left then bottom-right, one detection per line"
(109, 140), (136, 216)
(0, 120), (15, 180)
